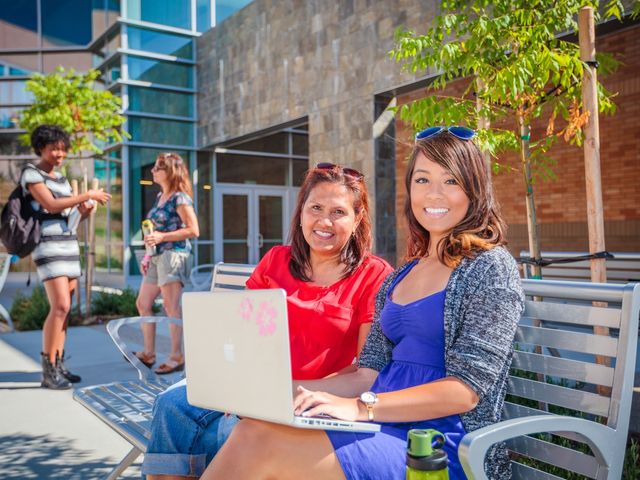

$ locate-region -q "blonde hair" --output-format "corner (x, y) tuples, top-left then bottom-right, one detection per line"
(156, 152), (193, 197)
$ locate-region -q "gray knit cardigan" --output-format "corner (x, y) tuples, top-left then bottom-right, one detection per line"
(358, 246), (524, 479)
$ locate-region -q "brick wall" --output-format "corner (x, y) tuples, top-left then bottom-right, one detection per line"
(396, 24), (640, 260)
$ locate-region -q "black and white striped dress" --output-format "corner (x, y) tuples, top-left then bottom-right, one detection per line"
(20, 164), (81, 282)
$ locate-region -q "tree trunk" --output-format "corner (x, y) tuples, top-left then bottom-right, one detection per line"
(579, 6), (611, 397)
(519, 117), (542, 279)
(85, 178), (99, 317)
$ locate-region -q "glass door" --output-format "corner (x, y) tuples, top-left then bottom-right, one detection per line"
(214, 186), (292, 264)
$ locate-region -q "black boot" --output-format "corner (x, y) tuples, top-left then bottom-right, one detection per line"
(59, 350), (81, 383)
(41, 352), (71, 390)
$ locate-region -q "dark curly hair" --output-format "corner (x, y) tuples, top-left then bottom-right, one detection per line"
(30, 125), (70, 156)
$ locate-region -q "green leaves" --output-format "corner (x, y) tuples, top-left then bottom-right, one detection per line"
(18, 67), (129, 156)
(391, 0), (623, 182)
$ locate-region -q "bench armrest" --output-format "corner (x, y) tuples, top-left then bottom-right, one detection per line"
(189, 263), (216, 291)
(106, 316), (182, 383)
(458, 415), (617, 480)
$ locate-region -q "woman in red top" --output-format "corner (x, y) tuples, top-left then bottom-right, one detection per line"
(142, 163), (393, 479)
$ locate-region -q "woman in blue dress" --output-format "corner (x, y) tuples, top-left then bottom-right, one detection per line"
(200, 127), (525, 480)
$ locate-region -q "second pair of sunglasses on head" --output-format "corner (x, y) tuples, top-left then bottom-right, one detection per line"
(415, 126), (476, 142)
(316, 162), (364, 180)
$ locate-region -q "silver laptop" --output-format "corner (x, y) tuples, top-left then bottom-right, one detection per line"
(182, 289), (380, 433)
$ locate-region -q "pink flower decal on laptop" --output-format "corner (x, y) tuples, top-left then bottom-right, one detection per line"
(239, 297), (253, 321)
(255, 301), (277, 336)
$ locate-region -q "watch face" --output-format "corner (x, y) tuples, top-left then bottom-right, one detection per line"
(361, 391), (376, 403)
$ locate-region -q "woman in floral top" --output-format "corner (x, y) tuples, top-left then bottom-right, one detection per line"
(134, 152), (200, 374)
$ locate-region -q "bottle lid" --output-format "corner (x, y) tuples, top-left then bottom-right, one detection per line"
(406, 449), (448, 471)
(406, 429), (448, 471)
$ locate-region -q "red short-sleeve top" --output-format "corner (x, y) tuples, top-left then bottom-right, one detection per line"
(245, 245), (393, 380)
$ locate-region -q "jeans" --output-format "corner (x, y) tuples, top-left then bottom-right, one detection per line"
(141, 379), (239, 477)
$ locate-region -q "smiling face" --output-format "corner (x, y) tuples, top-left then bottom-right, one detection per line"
(300, 181), (359, 261)
(40, 141), (67, 168)
(410, 152), (470, 246)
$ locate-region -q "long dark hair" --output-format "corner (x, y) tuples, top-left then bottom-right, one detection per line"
(404, 132), (506, 267)
(289, 166), (372, 281)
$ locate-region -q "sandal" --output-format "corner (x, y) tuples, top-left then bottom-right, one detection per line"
(154, 357), (185, 375)
(130, 351), (156, 368)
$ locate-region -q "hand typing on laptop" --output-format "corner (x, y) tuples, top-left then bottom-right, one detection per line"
(294, 386), (364, 422)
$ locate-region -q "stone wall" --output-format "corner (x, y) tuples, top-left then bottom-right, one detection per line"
(197, 0), (440, 259)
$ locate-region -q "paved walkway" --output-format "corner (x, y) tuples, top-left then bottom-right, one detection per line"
(0, 324), (144, 479)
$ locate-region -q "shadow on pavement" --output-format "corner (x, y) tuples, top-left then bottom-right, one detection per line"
(0, 433), (141, 479)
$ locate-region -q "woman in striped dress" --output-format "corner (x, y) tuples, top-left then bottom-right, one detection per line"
(23, 125), (111, 390)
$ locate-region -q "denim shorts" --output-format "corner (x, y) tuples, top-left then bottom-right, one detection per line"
(141, 379), (239, 477)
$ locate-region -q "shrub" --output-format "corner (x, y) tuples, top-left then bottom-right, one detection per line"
(625, 438), (640, 480)
(10, 286), (49, 331)
(91, 287), (159, 317)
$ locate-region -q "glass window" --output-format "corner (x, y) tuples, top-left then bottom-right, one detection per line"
(129, 117), (193, 146)
(99, 59), (121, 86)
(292, 159), (308, 187)
(0, 132), (32, 155)
(128, 86), (193, 117)
(43, 52), (92, 73)
(0, 54), (39, 76)
(292, 132), (309, 156)
(216, 153), (289, 185)
(196, 0), (211, 33)
(127, 56), (193, 88)
(197, 242), (214, 265)
(93, 158), (109, 259)
(126, 0), (190, 30)
(0, 80), (33, 104)
(230, 132), (289, 154)
(0, 107), (23, 129)
(197, 150), (212, 240)
(128, 27), (193, 59)
(42, 0), (92, 47)
(92, 0), (121, 39)
(0, 0), (38, 49)
(215, 0), (252, 26)
(94, 30), (121, 62)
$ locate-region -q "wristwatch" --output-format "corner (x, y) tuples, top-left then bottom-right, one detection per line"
(359, 391), (378, 421)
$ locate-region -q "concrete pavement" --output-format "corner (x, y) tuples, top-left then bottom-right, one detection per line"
(0, 324), (144, 479)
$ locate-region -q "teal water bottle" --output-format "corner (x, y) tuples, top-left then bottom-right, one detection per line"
(406, 429), (449, 480)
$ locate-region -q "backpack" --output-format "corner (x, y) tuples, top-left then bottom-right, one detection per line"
(0, 165), (45, 258)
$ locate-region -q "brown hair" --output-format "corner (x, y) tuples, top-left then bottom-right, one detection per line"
(155, 152), (193, 197)
(289, 165), (372, 281)
(404, 132), (506, 267)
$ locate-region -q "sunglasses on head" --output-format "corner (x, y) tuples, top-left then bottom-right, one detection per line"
(415, 126), (476, 142)
(315, 162), (364, 180)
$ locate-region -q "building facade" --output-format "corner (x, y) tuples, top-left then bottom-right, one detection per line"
(0, 0), (254, 281)
(1, 0), (638, 283)
(196, 0), (639, 267)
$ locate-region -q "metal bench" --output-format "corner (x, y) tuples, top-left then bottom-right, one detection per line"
(460, 279), (640, 480)
(520, 251), (640, 283)
(0, 252), (14, 331)
(73, 262), (255, 479)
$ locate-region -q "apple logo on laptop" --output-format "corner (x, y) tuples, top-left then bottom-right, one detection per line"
(223, 342), (236, 363)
